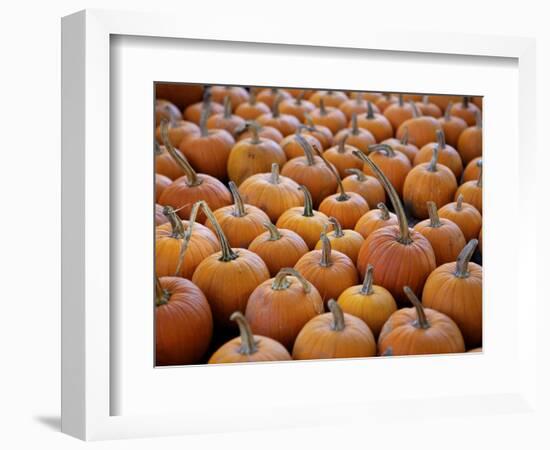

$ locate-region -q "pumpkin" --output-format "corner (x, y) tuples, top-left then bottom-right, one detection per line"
(377, 286), (465, 355)
(155, 99), (181, 126)
(403, 143), (458, 219)
(414, 129), (463, 179)
(428, 94), (463, 112)
(396, 101), (442, 148)
(280, 126), (323, 160)
(239, 163), (303, 222)
(280, 134), (338, 207)
(463, 156), (482, 182)
(248, 222), (309, 276)
(362, 143), (411, 197)
(457, 110), (482, 165)
(380, 127), (419, 163)
(415, 95), (443, 118)
(245, 268), (324, 350)
(179, 102), (235, 180)
(158, 122), (232, 223)
(286, 88), (314, 100)
(155, 173), (171, 202)
(455, 159), (482, 213)
(309, 98), (348, 134)
(450, 96), (480, 126)
(155, 142), (186, 180)
(354, 151), (436, 304)
(276, 185), (330, 249)
(342, 168), (385, 209)
(206, 96), (246, 137)
(339, 94), (378, 121)
(256, 87), (292, 108)
(292, 299), (376, 360)
(334, 113), (376, 154)
(155, 203), (169, 226)
(155, 204), (220, 279)
(413, 201), (466, 265)
(234, 88), (270, 120)
(155, 276), (213, 365)
(295, 233), (359, 306)
(208, 311), (291, 363)
(323, 135), (363, 178)
(438, 193), (482, 241)
(383, 94), (414, 130)
(257, 95), (301, 137)
(354, 202), (398, 239)
(350, 92), (383, 102)
(210, 85), (249, 109)
(438, 102), (468, 148)
(279, 92), (316, 122)
(375, 93), (398, 113)
(310, 90), (348, 108)
(337, 264), (397, 338)
(356, 101), (394, 142)
(204, 181), (270, 249)
(401, 94), (423, 102)
(422, 239), (482, 348)
(156, 83), (204, 111)
(192, 202), (270, 328)
(154, 119), (200, 148)
(183, 89), (224, 125)
(236, 121), (284, 144)
(227, 122), (286, 186)
(303, 114), (334, 150)
(314, 217), (364, 264)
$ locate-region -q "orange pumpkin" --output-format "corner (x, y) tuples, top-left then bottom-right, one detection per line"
(438, 194), (482, 241)
(292, 299), (376, 360)
(342, 168), (385, 209)
(380, 127), (419, 163)
(303, 114), (334, 150)
(413, 201), (466, 265)
(463, 156), (482, 182)
(438, 102), (468, 148)
(155, 142), (186, 180)
(256, 87), (292, 108)
(334, 113), (376, 154)
(155, 276), (213, 365)
(257, 95), (301, 137)
(206, 96), (246, 137)
(428, 94), (463, 112)
(208, 312), (291, 363)
(210, 85), (249, 110)
(414, 129), (463, 179)
(383, 94), (414, 130)
(338, 95), (378, 121)
(377, 286), (465, 355)
(279, 92), (316, 122)
(396, 101), (442, 148)
(375, 93), (398, 113)
(309, 98), (348, 134)
(183, 90), (223, 125)
(280, 126), (323, 160)
(310, 90), (348, 108)
(356, 101), (394, 142)
(234, 89), (270, 120)
(415, 95), (442, 118)
(156, 83), (204, 112)
(155, 173), (171, 202)
(362, 144), (411, 197)
(337, 264), (397, 338)
(350, 92), (383, 102)
(314, 217), (364, 264)
(154, 119), (200, 148)
(422, 239), (482, 348)
(245, 268), (324, 350)
(455, 160), (482, 213)
(323, 135), (363, 178)
(354, 151), (436, 304)
(450, 96), (480, 126)
(248, 222), (309, 276)
(192, 202), (270, 328)
(354, 203), (398, 239)
(295, 233), (359, 306)
(457, 110), (482, 165)
(236, 120), (284, 144)
(155, 99), (181, 126)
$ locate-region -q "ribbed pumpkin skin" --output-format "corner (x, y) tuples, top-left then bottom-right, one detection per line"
(156, 277), (213, 366)
(422, 262), (483, 348)
(192, 249), (270, 328)
(334, 127), (376, 153)
(377, 307), (465, 355)
(318, 192), (370, 230)
(257, 112), (301, 137)
(438, 115), (468, 148)
(279, 98), (316, 122)
(183, 101), (223, 125)
(457, 126), (482, 165)
(396, 116), (442, 148)
(356, 226), (436, 304)
(302, 125), (333, 150)
(292, 312), (376, 360)
(155, 222), (220, 279)
(354, 209), (398, 239)
(455, 182), (482, 213)
(383, 102), (414, 130)
(280, 133), (322, 160)
(362, 150), (411, 197)
(209, 86), (249, 109)
(237, 125), (284, 144)
(245, 277), (324, 350)
(276, 208), (330, 250)
(315, 230), (364, 265)
(155, 145), (186, 180)
(310, 91), (348, 108)
(206, 113), (246, 139)
(414, 142), (463, 179)
(415, 100), (442, 118)
(235, 100), (270, 120)
(450, 102), (480, 126)
(338, 98), (374, 120)
(155, 174), (172, 202)
(323, 144), (364, 178)
(208, 336), (292, 364)
(438, 201), (482, 241)
(463, 157), (482, 182)
(413, 219), (466, 265)
(342, 174), (385, 209)
(356, 113), (393, 142)
(310, 106), (347, 134)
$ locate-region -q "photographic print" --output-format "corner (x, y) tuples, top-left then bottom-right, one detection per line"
(154, 84), (482, 366)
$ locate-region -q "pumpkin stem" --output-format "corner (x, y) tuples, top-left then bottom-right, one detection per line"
(223, 96), (232, 119)
(366, 101), (375, 119)
(319, 98), (327, 116)
(345, 168), (366, 182)
(270, 163), (280, 184)
(400, 127), (409, 145)
(476, 159), (483, 188)
(295, 91), (304, 105)
(328, 217), (345, 238)
(410, 101), (420, 118)
(351, 112), (359, 135)
(304, 113), (316, 129)
(368, 143), (396, 158)
(444, 102), (452, 121)
(271, 267), (311, 293)
(263, 221), (282, 241)
(228, 181), (247, 218)
(272, 94), (282, 118)
(173, 201), (200, 276)
(353, 150), (412, 244)
(398, 94), (404, 107)
(328, 299), (345, 331)
(360, 264), (375, 295)
(231, 312), (258, 355)
(454, 239), (478, 278)
(319, 232), (333, 267)
(436, 128), (446, 148)
(375, 202), (389, 220)
(155, 276), (170, 306)
(163, 205), (185, 238)
(456, 194), (463, 211)
(199, 97), (211, 137)
(428, 142), (440, 173)
(200, 201), (239, 262)
(299, 185), (315, 218)
(475, 109), (482, 128)
(249, 88), (257, 105)
(337, 134), (348, 153)
(160, 120), (201, 186)
(462, 96), (469, 109)
(313, 143), (350, 201)
(427, 201), (442, 228)
(249, 121), (261, 144)
(403, 286), (430, 330)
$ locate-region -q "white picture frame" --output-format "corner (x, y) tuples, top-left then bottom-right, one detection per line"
(61, 9), (541, 442)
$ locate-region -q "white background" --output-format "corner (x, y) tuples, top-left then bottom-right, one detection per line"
(0, 1), (548, 449)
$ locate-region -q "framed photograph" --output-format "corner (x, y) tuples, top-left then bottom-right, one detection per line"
(62, 9), (539, 442)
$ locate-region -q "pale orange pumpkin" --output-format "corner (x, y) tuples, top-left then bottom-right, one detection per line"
(323, 135), (363, 178)
(334, 113), (376, 154)
(383, 94), (414, 130)
(309, 98), (348, 134)
(155, 142), (186, 180)
(280, 126), (323, 160)
(314, 217), (364, 264)
(362, 143), (411, 197)
(455, 160), (482, 213)
(438, 194), (482, 241)
(438, 102), (468, 148)
(310, 90), (348, 108)
(338, 94), (378, 121)
(209, 85), (250, 109)
(183, 90), (223, 125)
(356, 101), (394, 142)
(236, 121), (284, 144)
(155, 173), (171, 202)
(279, 92), (316, 122)
(206, 96), (246, 137)
(257, 95), (301, 136)
(463, 156), (482, 182)
(396, 101), (443, 148)
(414, 129), (463, 179)
(457, 110), (482, 165)
(450, 96), (480, 126)
(303, 114), (334, 150)
(256, 87), (292, 108)
(428, 94), (463, 112)
(415, 95), (442, 118)
(234, 89), (270, 120)
(375, 93), (398, 113)
(342, 168), (385, 209)
(380, 127), (419, 163)
(354, 203), (398, 239)
(154, 119), (200, 148)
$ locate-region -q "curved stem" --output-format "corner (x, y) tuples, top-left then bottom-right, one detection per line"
(359, 264), (375, 295)
(200, 201), (239, 262)
(328, 217), (345, 238)
(272, 94), (282, 118)
(319, 98), (327, 116)
(228, 181), (247, 217)
(328, 299), (345, 331)
(377, 202), (390, 220)
(403, 286), (430, 329)
(271, 267), (311, 293)
(173, 201), (201, 276)
(319, 232), (333, 267)
(337, 134), (348, 153)
(476, 159), (483, 188)
(454, 239), (478, 278)
(223, 96), (232, 119)
(400, 127), (409, 145)
(249, 121), (261, 144)
(299, 185), (315, 218)
(199, 99), (210, 137)
(353, 150), (412, 244)
(313, 143), (349, 201)
(269, 163), (280, 184)
(444, 102), (452, 121)
(345, 168), (366, 181)
(427, 201), (442, 228)
(231, 312), (258, 355)
(351, 113), (359, 135)
(263, 221), (281, 241)
(163, 205), (185, 238)
(294, 133), (316, 166)
(366, 101), (375, 119)
(456, 194), (463, 211)
(160, 121), (201, 186)
(155, 276), (170, 306)
(368, 143), (396, 158)
(410, 101), (420, 118)
(436, 128), (446, 148)
(428, 142), (440, 172)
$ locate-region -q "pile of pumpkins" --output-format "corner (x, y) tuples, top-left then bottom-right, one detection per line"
(154, 85), (483, 365)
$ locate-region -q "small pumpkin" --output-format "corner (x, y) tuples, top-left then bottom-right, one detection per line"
(403, 143), (458, 219)
(295, 233), (359, 306)
(280, 126), (323, 160)
(210, 85), (249, 109)
(463, 156), (482, 182)
(276, 185), (330, 249)
(375, 93), (398, 113)
(256, 87), (292, 108)
(257, 95), (301, 136)
(362, 143), (411, 197)
(314, 217), (364, 264)
(236, 121), (284, 144)
(354, 151), (436, 304)
(457, 110), (482, 165)
(323, 135), (363, 177)
(310, 90), (348, 108)
(354, 203), (398, 239)
(279, 91), (316, 122)
(155, 276), (213, 365)
(234, 88), (270, 120)
(383, 94), (414, 130)
(377, 286), (466, 355)
(154, 119), (200, 148)
(206, 96), (246, 137)
(155, 203), (169, 226)
(183, 89), (224, 125)
(208, 311), (291, 363)
(428, 94), (463, 112)
(292, 299), (376, 360)
(350, 92), (383, 102)
(245, 268), (324, 350)
(155, 142), (186, 180)
(334, 113), (376, 154)
(342, 168), (385, 209)
(155, 173), (171, 202)
(380, 127), (419, 163)
(337, 264), (397, 338)
(356, 101), (394, 142)
(438, 102), (468, 148)
(414, 129), (463, 179)
(155, 99), (181, 126)
(450, 96), (480, 126)
(422, 239), (482, 348)
(415, 95), (442, 118)
(309, 98), (348, 134)
(192, 202), (270, 328)
(455, 159), (482, 213)
(413, 201), (466, 265)
(396, 101), (442, 148)
(248, 222), (309, 276)
(303, 114), (334, 150)
(338, 94), (378, 121)
(438, 193), (482, 241)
